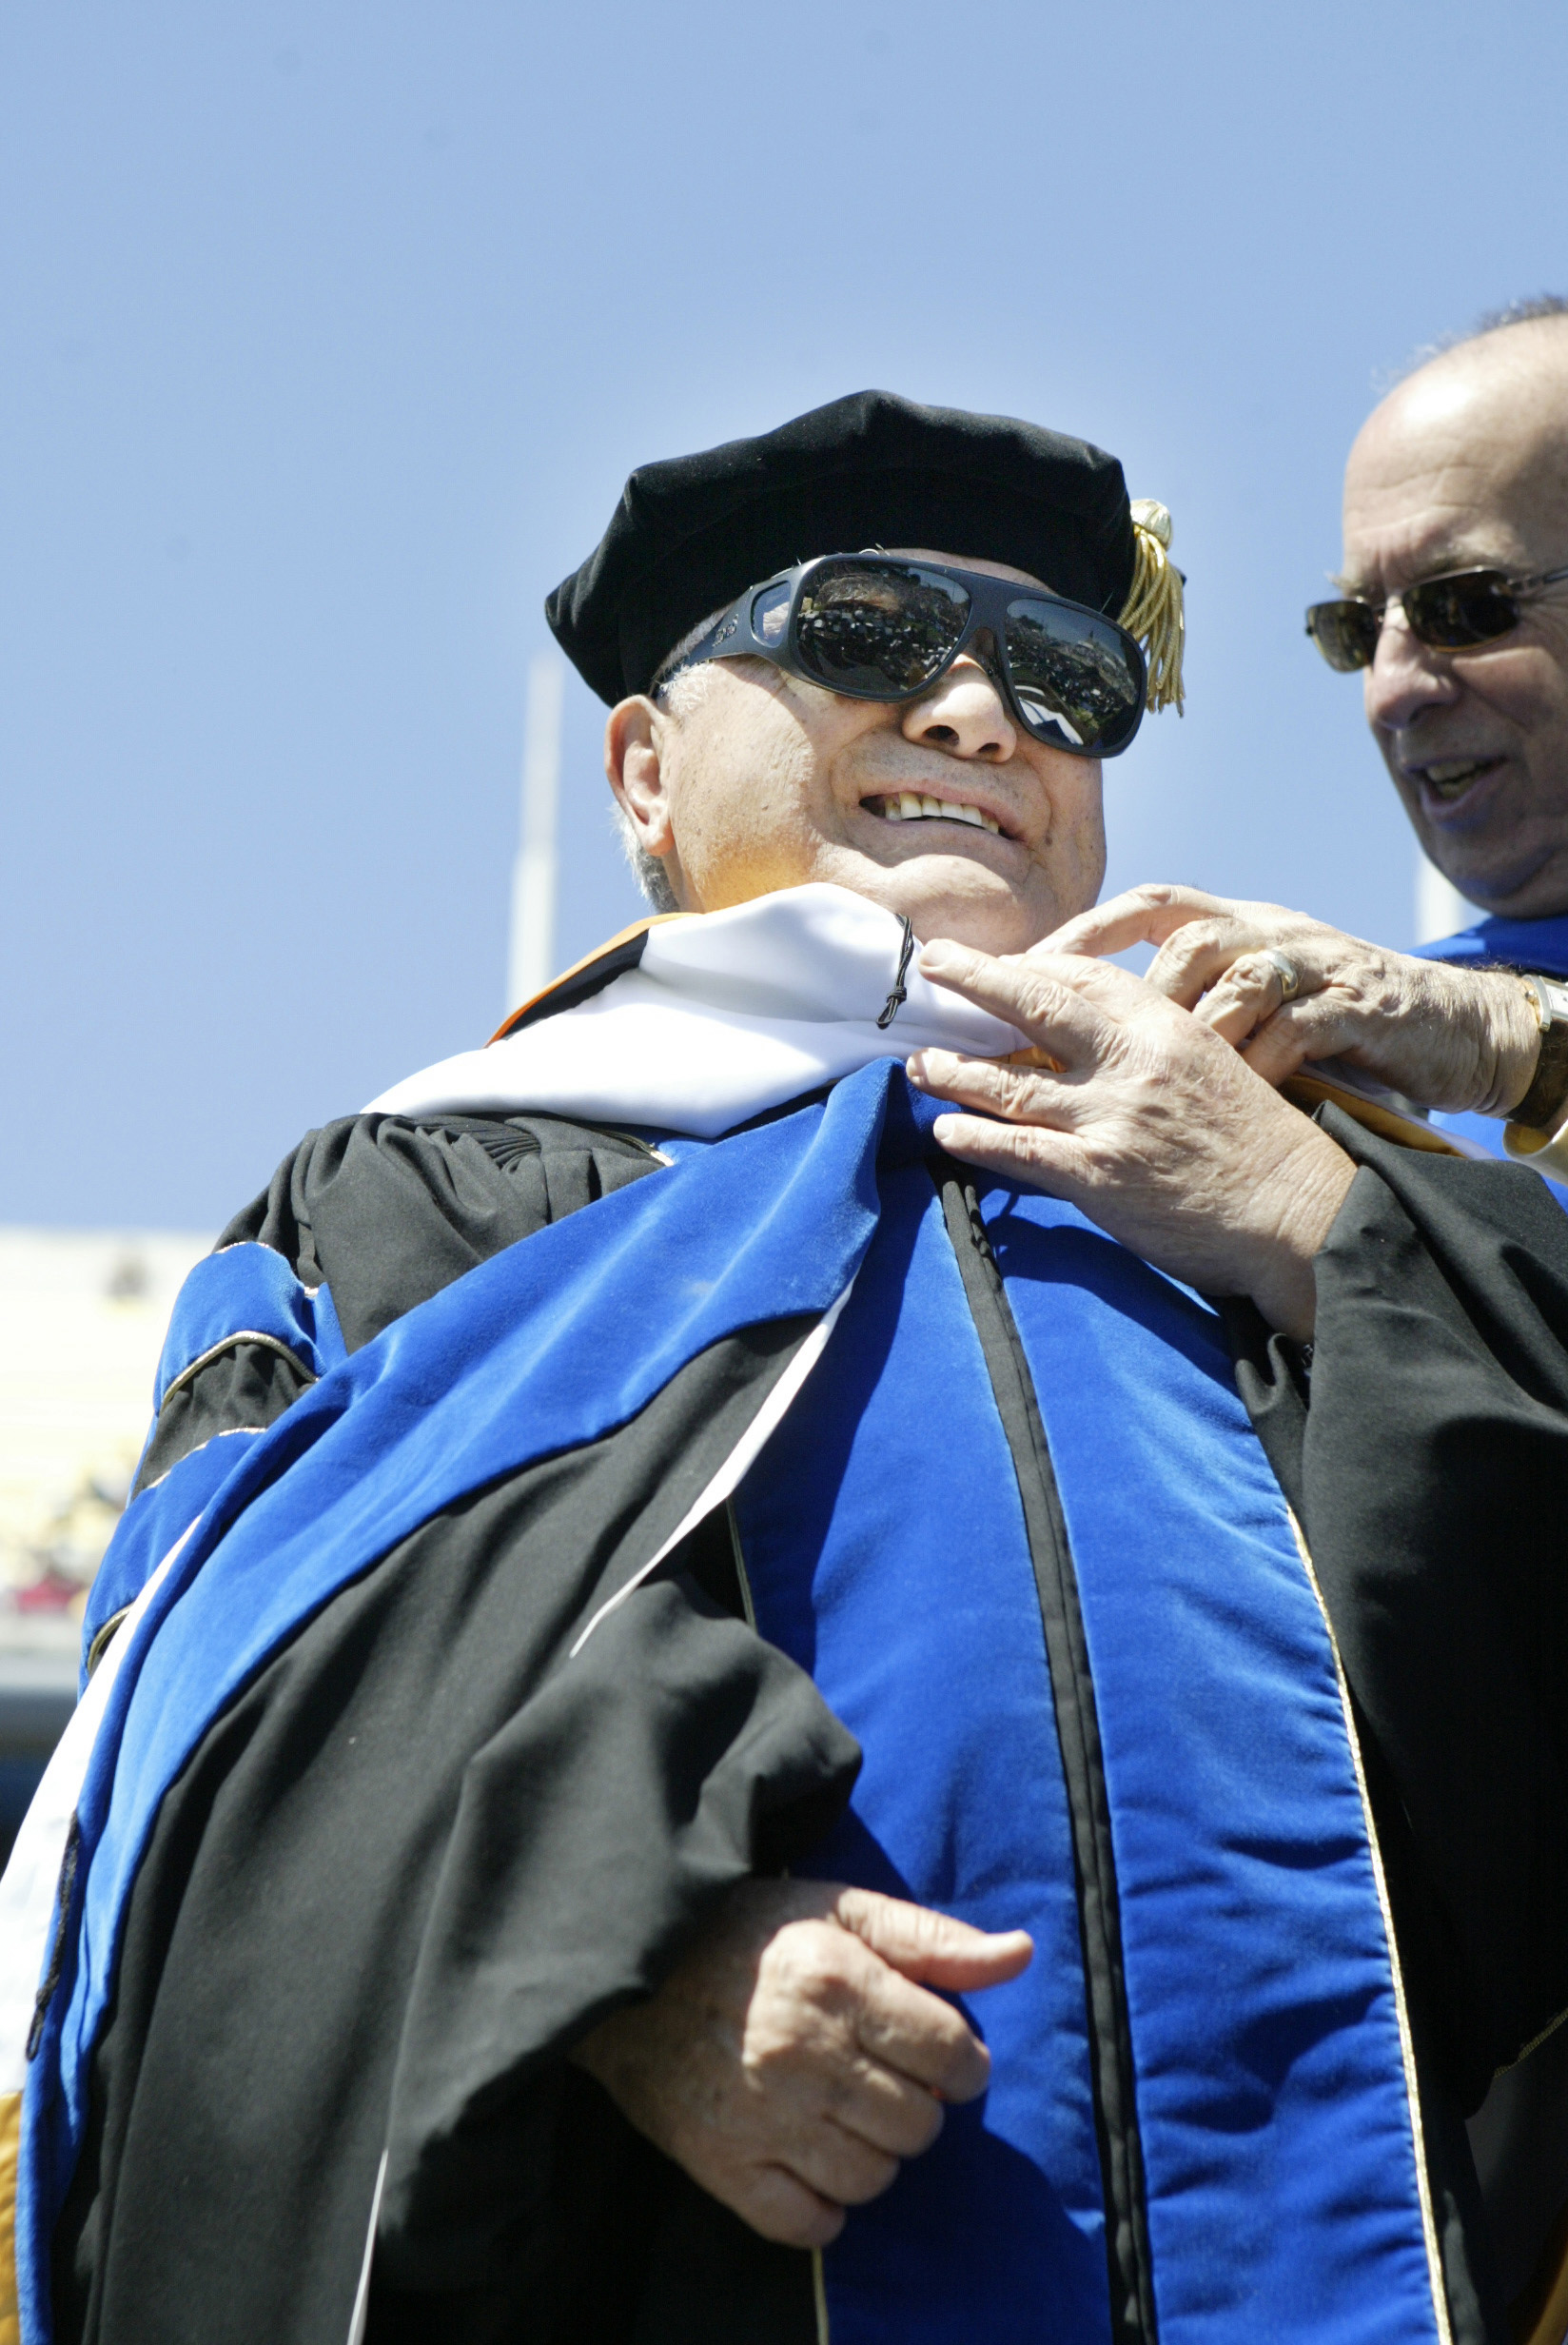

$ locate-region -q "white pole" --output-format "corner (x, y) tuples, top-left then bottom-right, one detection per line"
(507, 653), (565, 1015)
(1412, 848), (1474, 945)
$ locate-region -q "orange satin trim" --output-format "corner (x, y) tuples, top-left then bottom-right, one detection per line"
(487, 913), (691, 1045)
(1280, 1073), (1468, 1158)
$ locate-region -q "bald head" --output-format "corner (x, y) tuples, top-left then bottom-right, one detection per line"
(1347, 317), (1568, 588)
(1342, 313), (1568, 917)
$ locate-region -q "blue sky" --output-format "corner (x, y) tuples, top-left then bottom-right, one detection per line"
(4, 1), (1567, 1227)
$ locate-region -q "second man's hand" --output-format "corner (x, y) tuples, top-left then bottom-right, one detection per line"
(908, 938), (1356, 1340)
(1045, 883), (1541, 1116)
(570, 1879), (1031, 2252)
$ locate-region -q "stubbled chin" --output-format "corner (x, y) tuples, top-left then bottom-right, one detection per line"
(819, 841), (1090, 953)
(1416, 821), (1568, 916)
(1440, 863), (1568, 919)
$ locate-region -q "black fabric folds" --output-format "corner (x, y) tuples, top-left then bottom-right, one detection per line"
(123, 1111), (662, 1505)
(54, 1109), (852, 2342)
(60, 1086), (1568, 2341)
(218, 1111), (660, 1352)
(54, 1337), (858, 2345)
(129, 1340), (315, 1498)
(544, 388), (1137, 704)
(1232, 1107), (1568, 2104)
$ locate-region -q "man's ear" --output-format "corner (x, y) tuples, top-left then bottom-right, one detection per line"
(605, 695), (677, 860)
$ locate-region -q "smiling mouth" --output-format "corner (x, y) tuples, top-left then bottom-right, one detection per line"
(864, 790), (1008, 836)
(1413, 756), (1504, 803)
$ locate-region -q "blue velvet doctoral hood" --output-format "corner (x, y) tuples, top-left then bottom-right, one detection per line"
(1420, 912), (1568, 983)
(1, 1065), (1449, 2345)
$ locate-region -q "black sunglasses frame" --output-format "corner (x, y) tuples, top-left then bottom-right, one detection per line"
(662, 553), (1149, 759)
(1305, 560), (1568, 673)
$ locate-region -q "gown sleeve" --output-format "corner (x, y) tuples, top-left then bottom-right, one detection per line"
(1225, 1107), (1568, 2333)
(1233, 1103), (1568, 2102)
(53, 1110), (853, 2344)
(54, 1451), (856, 2345)
(127, 1111), (664, 1501)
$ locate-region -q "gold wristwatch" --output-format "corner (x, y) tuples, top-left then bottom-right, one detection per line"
(1509, 973), (1568, 1132)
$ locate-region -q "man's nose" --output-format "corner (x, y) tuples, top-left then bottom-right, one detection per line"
(1362, 606), (1462, 736)
(901, 652), (1017, 762)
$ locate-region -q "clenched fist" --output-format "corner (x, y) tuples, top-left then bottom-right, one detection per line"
(571, 1879), (1031, 2250)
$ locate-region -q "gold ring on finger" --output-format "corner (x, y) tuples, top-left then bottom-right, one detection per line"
(1261, 948), (1301, 1003)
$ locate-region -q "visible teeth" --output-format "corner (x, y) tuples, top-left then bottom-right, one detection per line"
(870, 792), (1005, 835)
(1422, 758), (1489, 796)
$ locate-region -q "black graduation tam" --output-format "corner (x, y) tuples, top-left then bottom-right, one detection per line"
(546, 389), (1140, 707)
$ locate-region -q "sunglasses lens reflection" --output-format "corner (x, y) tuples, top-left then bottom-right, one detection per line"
(795, 562), (970, 695)
(750, 581), (792, 645)
(1004, 601), (1144, 752)
(1403, 573), (1519, 647)
(1306, 601), (1381, 672)
(788, 560), (1144, 754)
(1308, 572), (1525, 671)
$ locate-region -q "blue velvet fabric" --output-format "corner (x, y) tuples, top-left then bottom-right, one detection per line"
(1418, 912), (1568, 981)
(78, 1437), (264, 1696)
(733, 1157), (1109, 2344)
(78, 1250), (349, 1682)
(17, 1065), (1443, 2344)
(20, 1071), (888, 2345)
(993, 1192), (1439, 2345)
(735, 1136), (1441, 2345)
(149, 1242), (346, 1410)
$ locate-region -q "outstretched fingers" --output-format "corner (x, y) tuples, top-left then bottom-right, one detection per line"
(927, 1110), (1090, 1195)
(910, 938), (1128, 1181)
(1041, 883), (1229, 962)
(917, 938), (1134, 1054)
(908, 1057), (1102, 1202)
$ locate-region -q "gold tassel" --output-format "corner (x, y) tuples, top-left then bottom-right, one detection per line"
(1120, 498), (1186, 716)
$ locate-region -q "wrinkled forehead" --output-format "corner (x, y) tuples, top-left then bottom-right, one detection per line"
(1342, 354), (1568, 592)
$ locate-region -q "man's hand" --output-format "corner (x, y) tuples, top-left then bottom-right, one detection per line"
(570, 1879), (1031, 2251)
(908, 940), (1357, 1339)
(1045, 884), (1540, 1116)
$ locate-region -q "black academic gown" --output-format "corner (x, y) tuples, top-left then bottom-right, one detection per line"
(49, 1106), (1568, 2345)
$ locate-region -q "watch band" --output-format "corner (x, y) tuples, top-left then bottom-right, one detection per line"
(1509, 973), (1568, 1132)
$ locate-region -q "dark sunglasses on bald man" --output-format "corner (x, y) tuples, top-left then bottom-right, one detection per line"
(1305, 560), (1568, 673)
(661, 554), (1149, 759)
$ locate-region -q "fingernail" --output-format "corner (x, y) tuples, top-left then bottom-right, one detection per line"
(919, 939), (962, 975)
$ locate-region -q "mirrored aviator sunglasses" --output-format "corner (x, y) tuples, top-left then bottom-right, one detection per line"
(1305, 561), (1568, 672)
(686, 554), (1148, 758)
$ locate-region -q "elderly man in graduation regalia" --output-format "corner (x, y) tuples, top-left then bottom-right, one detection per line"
(9, 393), (1568, 2345)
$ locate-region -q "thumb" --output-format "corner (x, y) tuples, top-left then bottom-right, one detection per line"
(830, 1887), (1033, 1991)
